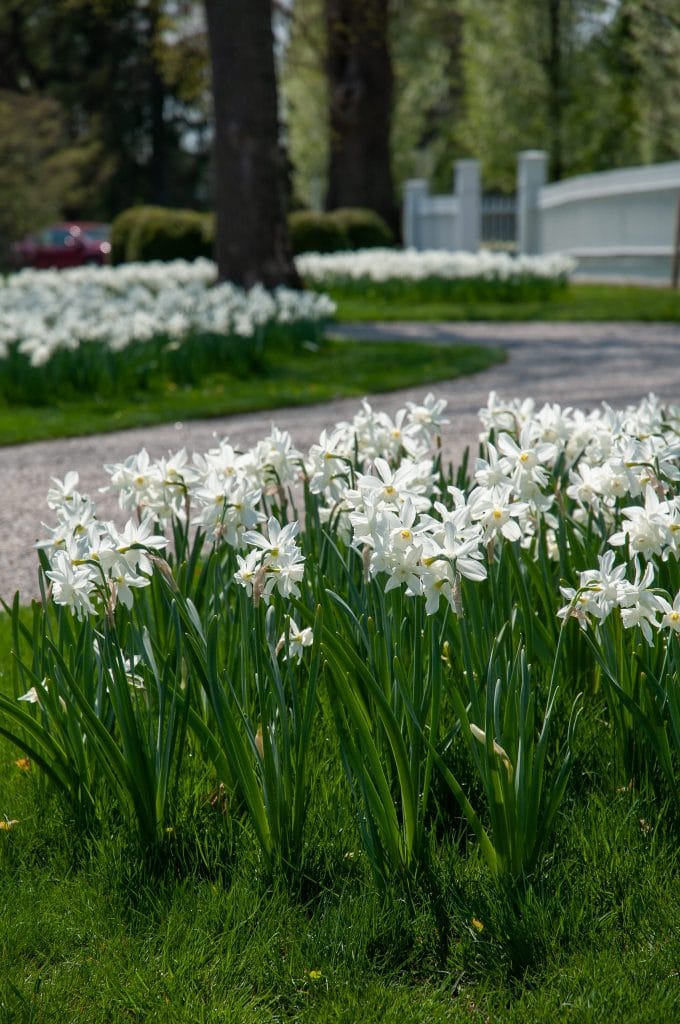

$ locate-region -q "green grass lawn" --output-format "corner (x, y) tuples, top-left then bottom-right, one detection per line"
(1, 660), (678, 1024)
(331, 282), (680, 322)
(0, 338), (504, 445)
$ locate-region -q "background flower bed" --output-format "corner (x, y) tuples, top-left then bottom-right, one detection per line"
(296, 248), (576, 302)
(0, 260), (335, 402)
(0, 250), (568, 407)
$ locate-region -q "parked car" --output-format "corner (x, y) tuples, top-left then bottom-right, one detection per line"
(11, 222), (111, 270)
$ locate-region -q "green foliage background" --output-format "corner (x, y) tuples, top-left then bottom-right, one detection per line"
(282, 0), (680, 201)
(1, 1), (679, 255)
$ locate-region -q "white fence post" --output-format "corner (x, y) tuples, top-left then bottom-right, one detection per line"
(517, 150), (548, 254)
(402, 179), (429, 249)
(308, 177), (324, 213)
(453, 159), (480, 252)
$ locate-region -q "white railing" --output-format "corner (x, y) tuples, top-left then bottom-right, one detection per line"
(537, 159), (680, 280)
(403, 153), (680, 281)
(481, 194), (516, 247)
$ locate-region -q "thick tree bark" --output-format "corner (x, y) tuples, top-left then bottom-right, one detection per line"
(204, 0), (300, 288)
(544, 0), (566, 181)
(324, 0), (397, 235)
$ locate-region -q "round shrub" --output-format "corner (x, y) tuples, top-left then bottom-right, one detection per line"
(132, 208), (213, 263)
(110, 206), (147, 264)
(288, 210), (349, 254)
(328, 207), (394, 249)
(110, 206), (214, 263)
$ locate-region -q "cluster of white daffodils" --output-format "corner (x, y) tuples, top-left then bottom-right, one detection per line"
(346, 476), (487, 615)
(295, 248), (576, 287)
(234, 517), (306, 604)
(103, 423), (303, 547)
(38, 391), (680, 642)
(0, 260), (335, 367)
(479, 392), (680, 509)
(37, 471), (168, 619)
(558, 552), (680, 645)
(38, 423), (309, 617)
(476, 392), (680, 643)
(331, 401), (563, 614)
(305, 393), (449, 499)
(36, 395), (454, 618)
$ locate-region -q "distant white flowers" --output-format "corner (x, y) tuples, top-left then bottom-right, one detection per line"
(0, 259), (335, 368)
(0, 251), (576, 375)
(37, 389), (680, 651)
(296, 248), (576, 287)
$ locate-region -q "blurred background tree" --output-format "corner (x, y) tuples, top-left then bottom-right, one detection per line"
(390, 0), (466, 193)
(281, 0), (467, 210)
(204, 0), (299, 286)
(0, 91), (87, 259)
(0, 0), (210, 226)
(323, 0), (397, 233)
(630, 0), (680, 162)
(459, 0), (680, 191)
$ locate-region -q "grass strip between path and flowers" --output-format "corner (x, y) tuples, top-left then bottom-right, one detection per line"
(0, 338), (504, 446)
(331, 282), (680, 322)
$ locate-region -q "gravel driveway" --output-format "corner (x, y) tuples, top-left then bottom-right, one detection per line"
(2, 319), (679, 603)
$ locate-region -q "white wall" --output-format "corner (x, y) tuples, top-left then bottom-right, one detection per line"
(538, 161), (680, 280)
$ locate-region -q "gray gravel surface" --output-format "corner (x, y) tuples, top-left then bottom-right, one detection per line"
(2, 320), (679, 603)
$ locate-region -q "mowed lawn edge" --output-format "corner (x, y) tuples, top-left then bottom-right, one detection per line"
(330, 282), (680, 322)
(0, 338), (505, 446)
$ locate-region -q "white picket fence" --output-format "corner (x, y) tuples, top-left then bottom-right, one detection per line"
(403, 160), (480, 252)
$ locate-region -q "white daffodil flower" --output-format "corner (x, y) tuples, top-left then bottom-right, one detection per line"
(277, 618), (314, 663)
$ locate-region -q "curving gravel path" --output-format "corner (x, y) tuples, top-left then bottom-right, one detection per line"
(2, 319), (679, 603)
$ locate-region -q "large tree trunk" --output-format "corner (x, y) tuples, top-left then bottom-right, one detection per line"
(543, 0), (566, 181)
(324, 0), (397, 235)
(204, 0), (300, 288)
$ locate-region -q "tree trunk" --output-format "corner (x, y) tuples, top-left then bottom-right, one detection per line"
(544, 0), (565, 181)
(148, 2), (168, 206)
(324, 0), (397, 235)
(204, 0), (300, 288)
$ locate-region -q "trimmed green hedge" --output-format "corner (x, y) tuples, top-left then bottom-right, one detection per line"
(111, 206), (214, 264)
(328, 207), (394, 249)
(111, 205), (393, 263)
(288, 210), (348, 254)
(289, 208), (394, 254)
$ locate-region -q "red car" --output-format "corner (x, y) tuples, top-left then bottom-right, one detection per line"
(11, 222), (111, 270)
